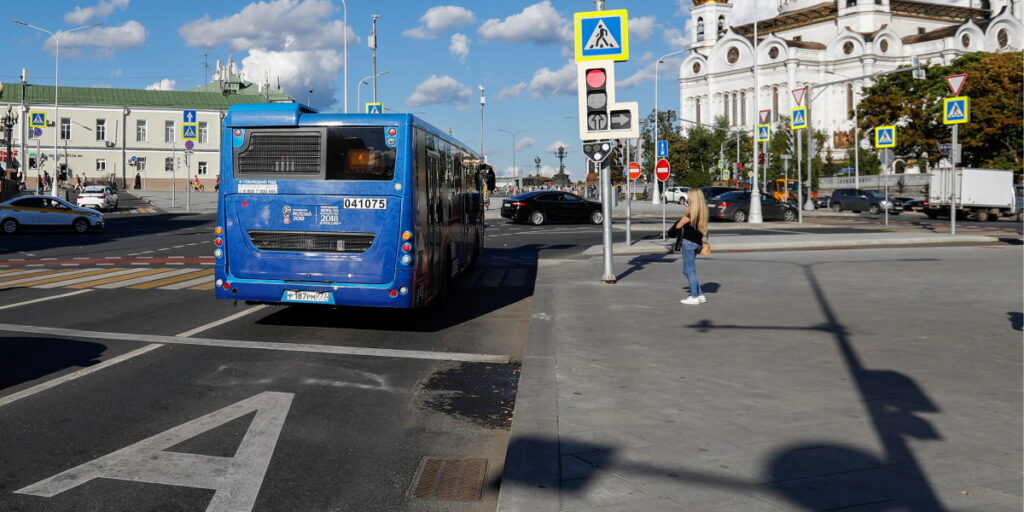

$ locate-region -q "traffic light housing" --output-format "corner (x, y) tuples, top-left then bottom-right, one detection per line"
(576, 59), (638, 142)
(585, 67), (609, 132)
(758, 153), (765, 166)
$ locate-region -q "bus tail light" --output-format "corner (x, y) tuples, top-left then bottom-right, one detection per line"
(222, 281), (231, 290)
(214, 238), (223, 246)
(402, 231), (413, 241)
(215, 226), (223, 235)
(389, 289), (398, 298)
(401, 243), (412, 252)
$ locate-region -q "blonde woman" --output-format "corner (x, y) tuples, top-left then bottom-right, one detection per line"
(672, 189), (709, 305)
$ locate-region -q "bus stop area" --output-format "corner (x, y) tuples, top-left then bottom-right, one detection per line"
(497, 240), (1021, 511)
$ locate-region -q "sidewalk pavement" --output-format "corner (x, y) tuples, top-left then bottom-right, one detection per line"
(498, 244), (1022, 511)
(129, 189), (218, 213)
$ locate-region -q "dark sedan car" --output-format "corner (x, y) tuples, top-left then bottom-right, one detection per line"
(699, 186), (740, 200)
(500, 190), (603, 225)
(707, 191), (798, 222)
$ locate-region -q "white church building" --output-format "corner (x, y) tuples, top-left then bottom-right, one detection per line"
(678, 0), (1023, 163)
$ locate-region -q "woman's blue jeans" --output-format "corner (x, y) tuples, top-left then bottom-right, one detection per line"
(681, 239), (702, 297)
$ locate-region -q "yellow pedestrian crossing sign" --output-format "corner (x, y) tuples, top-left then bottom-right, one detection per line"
(574, 10), (629, 62)
(874, 125), (896, 148)
(790, 107), (807, 130)
(757, 124), (770, 142)
(365, 102), (383, 114)
(943, 96), (969, 125)
(181, 123), (198, 141)
(29, 112), (46, 128)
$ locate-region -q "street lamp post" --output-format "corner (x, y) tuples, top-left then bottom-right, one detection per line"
(653, 47), (690, 206)
(1, 105), (19, 181)
(370, 15), (380, 103)
(749, 2), (764, 223)
(14, 19), (101, 197)
(479, 86), (485, 157)
(357, 71), (389, 110)
(498, 128), (525, 191)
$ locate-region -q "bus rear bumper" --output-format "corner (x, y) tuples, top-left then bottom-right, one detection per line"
(214, 272), (416, 308)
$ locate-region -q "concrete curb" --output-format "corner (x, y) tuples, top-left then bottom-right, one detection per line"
(496, 260), (564, 512)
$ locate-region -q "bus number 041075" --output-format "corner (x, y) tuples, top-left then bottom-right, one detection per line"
(343, 198), (387, 209)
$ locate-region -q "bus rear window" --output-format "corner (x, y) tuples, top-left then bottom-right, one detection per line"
(325, 127), (395, 180)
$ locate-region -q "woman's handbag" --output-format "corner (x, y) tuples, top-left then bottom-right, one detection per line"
(673, 234), (684, 252)
(699, 241), (712, 255)
(667, 224), (681, 238)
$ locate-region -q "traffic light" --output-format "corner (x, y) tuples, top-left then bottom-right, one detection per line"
(758, 153), (765, 166)
(613, 139), (624, 168)
(576, 60), (638, 142)
(585, 66), (609, 132)
(737, 162), (744, 171)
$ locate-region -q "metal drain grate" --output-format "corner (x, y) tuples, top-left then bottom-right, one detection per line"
(410, 457), (487, 502)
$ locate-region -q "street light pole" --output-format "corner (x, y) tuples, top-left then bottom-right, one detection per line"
(370, 15), (380, 103)
(479, 85), (485, 157)
(14, 19), (101, 197)
(339, 0), (348, 113)
(749, 2), (764, 223)
(357, 71), (389, 110)
(653, 47), (690, 206)
(498, 128), (525, 191)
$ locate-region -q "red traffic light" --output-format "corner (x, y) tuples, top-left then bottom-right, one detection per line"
(586, 69), (606, 89)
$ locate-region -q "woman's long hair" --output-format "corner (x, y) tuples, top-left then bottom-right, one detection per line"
(687, 189), (709, 234)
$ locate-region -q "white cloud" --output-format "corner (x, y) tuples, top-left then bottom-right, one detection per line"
(403, 6), (475, 39)
(498, 83), (526, 100)
(515, 137), (535, 151)
(145, 78), (177, 91)
(449, 33), (470, 62)
(402, 27), (433, 40)
(407, 75), (472, 107)
(239, 49), (344, 107)
(46, 21), (147, 56)
(65, 0), (130, 24)
(664, 27), (689, 48)
(501, 166), (522, 177)
(729, 0), (781, 26)
(629, 16), (657, 42)
(618, 56), (686, 89)
(179, 0), (358, 51)
(477, 1), (571, 45)
(545, 140), (571, 153)
(528, 60), (576, 98)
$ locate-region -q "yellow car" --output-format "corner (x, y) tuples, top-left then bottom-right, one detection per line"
(0, 195), (105, 234)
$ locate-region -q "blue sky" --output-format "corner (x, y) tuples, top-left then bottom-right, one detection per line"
(0, 0), (964, 180)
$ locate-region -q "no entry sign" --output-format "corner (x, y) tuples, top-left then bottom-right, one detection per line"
(627, 161), (641, 180)
(655, 158), (670, 182)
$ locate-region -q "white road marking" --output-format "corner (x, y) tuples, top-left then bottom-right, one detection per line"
(176, 305), (268, 338)
(92, 269), (195, 289)
(0, 344), (163, 408)
(0, 289), (94, 311)
(0, 268), (99, 286)
(160, 275), (213, 290)
(0, 323), (511, 363)
(34, 268), (149, 288)
(752, 228), (809, 235)
(16, 391), (293, 512)
(0, 269), (59, 278)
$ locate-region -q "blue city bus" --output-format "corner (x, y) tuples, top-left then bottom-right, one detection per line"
(214, 103), (485, 308)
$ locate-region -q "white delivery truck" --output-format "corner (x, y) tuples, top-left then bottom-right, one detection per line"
(927, 168), (1021, 221)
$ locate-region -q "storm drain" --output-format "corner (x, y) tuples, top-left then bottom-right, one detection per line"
(410, 457), (487, 502)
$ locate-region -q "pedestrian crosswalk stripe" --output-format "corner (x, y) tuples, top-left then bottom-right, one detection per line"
(159, 274), (213, 290)
(66, 268), (170, 289)
(129, 269), (213, 289)
(94, 268), (187, 289)
(0, 269), (56, 279)
(189, 281), (215, 291)
(0, 269), (102, 288)
(35, 268), (151, 289)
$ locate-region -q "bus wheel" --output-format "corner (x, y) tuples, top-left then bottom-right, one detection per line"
(530, 211), (546, 225)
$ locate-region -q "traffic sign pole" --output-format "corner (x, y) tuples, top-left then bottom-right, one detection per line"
(625, 147), (632, 247)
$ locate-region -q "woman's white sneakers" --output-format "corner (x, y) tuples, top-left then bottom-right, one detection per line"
(680, 295), (707, 305)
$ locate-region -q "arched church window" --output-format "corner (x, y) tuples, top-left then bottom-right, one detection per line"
(723, 93), (730, 124)
(732, 93), (739, 125)
(718, 16), (727, 37)
(997, 29), (1009, 48)
(846, 84), (854, 120)
(697, 17), (705, 41)
(772, 87), (779, 122)
(961, 34), (971, 48)
(695, 98), (702, 125)
(727, 47), (739, 64)
(740, 92), (747, 126)
(692, 62), (701, 74)
(843, 41), (855, 55)
(768, 46), (779, 59)
(846, 0), (857, 7)
(879, 39), (889, 53)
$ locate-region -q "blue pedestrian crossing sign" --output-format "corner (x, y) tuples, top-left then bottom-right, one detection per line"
(181, 123), (198, 141)
(365, 102), (383, 114)
(790, 107), (807, 130)
(657, 140), (668, 158)
(874, 125), (896, 148)
(757, 124), (770, 142)
(574, 10), (629, 62)
(29, 112), (46, 128)
(943, 96), (969, 125)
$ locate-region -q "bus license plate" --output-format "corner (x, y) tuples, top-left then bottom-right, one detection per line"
(344, 198), (387, 209)
(285, 290), (330, 303)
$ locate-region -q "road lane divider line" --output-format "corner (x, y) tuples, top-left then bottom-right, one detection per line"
(0, 289), (94, 311)
(0, 323), (511, 363)
(176, 305), (269, 338)
(129, 269), (210, 289)
(0, 344), (164, 408)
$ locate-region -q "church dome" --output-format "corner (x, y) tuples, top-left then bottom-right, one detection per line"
(693, 0), (730, 5)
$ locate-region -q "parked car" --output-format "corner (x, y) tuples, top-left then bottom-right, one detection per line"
(500, 190), (603, 225)
(699, 186), (741, 201)
(706, 191), (799, 222)
(0, 195), (104, 234)
(829, 188), (901, 214)
(76, 185), (119, 211)
(663, 186), (691, 204)
(902, 199), (927, 212)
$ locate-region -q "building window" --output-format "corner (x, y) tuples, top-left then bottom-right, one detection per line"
(198, 161), (208, 175)
(165, 157), (174, 172)
(718, 16), (726, 37)
(165, 121), (175, 143)
(136, 120), (147, 142)
(918, 27), (926, 34)
(723, 94), (730, 125)
(768, 46), (779, 59)
(695, 98), (702, 125)
(732, 93), (739, 126)
(879, 39), (889, 53)
(96, 159), (106, 173)
(997, 29), (1008, 48)
(740, 92), (747, 126)
(60, 118), (71, 140)
(843, 41), (855, 54)
(846, 0), (857, 6)
(199, 122), (209, 143)
(961, 34), (971, 48)
(727, 47), (739, 64)
(96, 119), (106, 141)
(693, 62), (701, 74)
(793, 36), (802, 41)
(136, 157), (147, 172)
(697, 17), (705, 42)
(847, 84), (855, 120)
(772, 87), (779, 122)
